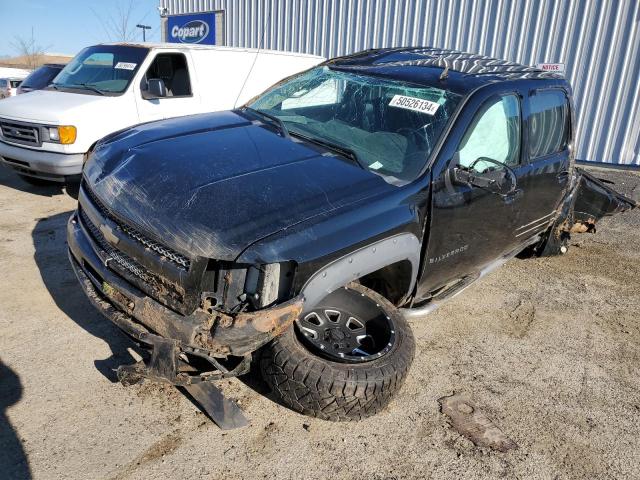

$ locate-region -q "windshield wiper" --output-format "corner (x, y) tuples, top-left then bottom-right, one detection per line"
(289, 131), (366, 170)
(244, 107), (289, 138)
(53, 82), (106, 96)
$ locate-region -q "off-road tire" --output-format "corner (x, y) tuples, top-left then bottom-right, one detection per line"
(260, 283), (415, 421)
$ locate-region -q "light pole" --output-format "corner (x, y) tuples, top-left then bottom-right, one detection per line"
(136, 24), (151, 42)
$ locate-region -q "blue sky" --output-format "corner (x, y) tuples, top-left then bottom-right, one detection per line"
(0, 0), (161, 57)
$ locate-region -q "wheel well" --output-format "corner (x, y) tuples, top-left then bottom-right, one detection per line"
(357, 260), (413, 306)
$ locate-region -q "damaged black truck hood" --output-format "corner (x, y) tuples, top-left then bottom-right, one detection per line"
(83, 111), (392, 260)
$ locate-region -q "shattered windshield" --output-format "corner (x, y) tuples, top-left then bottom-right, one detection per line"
(249, 66), (462, 183)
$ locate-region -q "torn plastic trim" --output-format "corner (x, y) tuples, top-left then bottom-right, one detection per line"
(300, 233), (421, 313)
(532, 167), (636, 257)
(570, 167), (637, 232)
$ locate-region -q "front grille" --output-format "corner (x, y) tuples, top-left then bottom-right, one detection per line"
(83, 184), (191, 270)
(79, 208), (184, 303)
(0, 119), (40, 146)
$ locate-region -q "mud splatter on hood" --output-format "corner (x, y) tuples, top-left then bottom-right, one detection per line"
(83, 110), (392, 260)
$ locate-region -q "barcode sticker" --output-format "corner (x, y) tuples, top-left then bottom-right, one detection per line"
(389, 95), (439, 115)
(115, 62), (137, 70)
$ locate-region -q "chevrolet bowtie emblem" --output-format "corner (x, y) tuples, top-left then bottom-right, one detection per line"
(99, 223), (119, 245)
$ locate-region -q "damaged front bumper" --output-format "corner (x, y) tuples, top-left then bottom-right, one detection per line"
(67, 213), (303, 386)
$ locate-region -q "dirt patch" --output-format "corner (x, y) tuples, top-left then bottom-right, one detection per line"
(109, 431), (183, 480)
(439, 393), (518, 452)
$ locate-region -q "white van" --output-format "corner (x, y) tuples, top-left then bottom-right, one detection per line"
(0, 43), (323, 183)
(0, 78), (26, 99)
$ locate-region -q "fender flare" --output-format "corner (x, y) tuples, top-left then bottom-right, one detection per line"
(300, 233), (421, 312)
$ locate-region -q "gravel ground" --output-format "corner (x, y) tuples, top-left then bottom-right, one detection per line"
(0, 165), (639, 480)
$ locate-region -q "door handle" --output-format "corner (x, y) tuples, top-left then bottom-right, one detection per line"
(502, 188), (523, 204)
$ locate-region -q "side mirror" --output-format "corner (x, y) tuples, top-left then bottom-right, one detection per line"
(144, 78), (167, 99)
(448, 157), (518, 198)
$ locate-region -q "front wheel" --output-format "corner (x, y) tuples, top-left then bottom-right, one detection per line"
(260, 283), (415, 421)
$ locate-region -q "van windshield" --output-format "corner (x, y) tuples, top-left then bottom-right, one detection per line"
(248, 66), (462, 183)
(51, 45), (148, 95)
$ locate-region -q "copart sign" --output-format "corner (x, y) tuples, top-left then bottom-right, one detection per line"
(167, 13), (216, 45)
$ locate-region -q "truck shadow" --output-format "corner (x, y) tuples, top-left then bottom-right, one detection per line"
(237, 359), (294, 412)
(0, 360), (31, 480)
(0, 167), (65, 197)
(32, 211), (138, 383)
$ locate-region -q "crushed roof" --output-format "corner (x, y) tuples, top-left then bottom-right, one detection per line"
(328, 47), (563, 84)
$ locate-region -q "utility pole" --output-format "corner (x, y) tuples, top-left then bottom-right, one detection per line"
(136, 24), (151, 42)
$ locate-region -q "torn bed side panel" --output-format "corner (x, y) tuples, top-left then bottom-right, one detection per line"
(538, 168), (636, 256)
(572, 168), (637, 229)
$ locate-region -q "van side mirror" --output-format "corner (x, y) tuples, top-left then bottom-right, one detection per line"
(144, 78), (167, 99)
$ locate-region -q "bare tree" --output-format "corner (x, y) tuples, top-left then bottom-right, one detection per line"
(92, 0), (149, 42)
(10, 28), (49, 69)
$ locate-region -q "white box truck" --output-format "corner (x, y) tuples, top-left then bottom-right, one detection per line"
(0, 43), (323, 183)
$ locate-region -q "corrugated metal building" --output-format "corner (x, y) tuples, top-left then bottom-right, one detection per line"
(159, 0), (640, 166)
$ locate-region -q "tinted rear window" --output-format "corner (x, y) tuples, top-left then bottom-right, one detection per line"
(528, 90), (570, 158)
(22, 66), (63, 89)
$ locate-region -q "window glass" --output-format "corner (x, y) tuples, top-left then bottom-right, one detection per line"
(53, 45), (148, 94)
(529, 90), (569, 158)
(142, 53), (191, 97)
(21, 65), (63, 89)
(249, 66), (462, 183)
(0, 80), (8, 87)
(456, 95), (521, 170)
(10, 80), (22, 88)
(281, 78), (343, 109)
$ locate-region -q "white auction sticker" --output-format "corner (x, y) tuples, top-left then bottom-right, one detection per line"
(115, 62), (137, 70)
(389, 95), (439, 115)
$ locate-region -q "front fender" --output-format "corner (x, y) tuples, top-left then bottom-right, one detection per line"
(237, 181), (429, 308)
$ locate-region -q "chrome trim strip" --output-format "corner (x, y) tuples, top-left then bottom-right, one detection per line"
(516, 211), (556, 230)
(402, 234), (542, 319)
(515, 220), (552, 237)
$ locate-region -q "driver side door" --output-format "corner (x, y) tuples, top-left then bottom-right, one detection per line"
(417, 92), (525, 298)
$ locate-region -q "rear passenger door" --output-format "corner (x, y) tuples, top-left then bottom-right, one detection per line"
(512, 89), (571, 239)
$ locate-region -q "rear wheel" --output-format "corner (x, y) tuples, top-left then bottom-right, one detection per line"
(260, 283), (415, 421)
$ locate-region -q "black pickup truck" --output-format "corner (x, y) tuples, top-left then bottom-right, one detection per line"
(68, 48), (636, 427)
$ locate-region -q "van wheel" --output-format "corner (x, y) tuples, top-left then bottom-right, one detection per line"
(260, 283), (415, 421)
